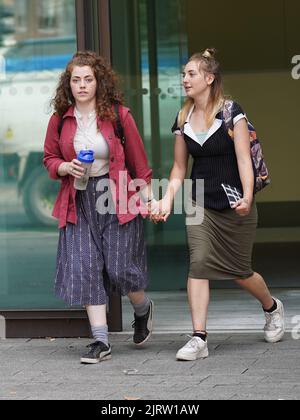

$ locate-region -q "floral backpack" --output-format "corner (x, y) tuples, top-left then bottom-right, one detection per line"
(222, 100), (270, 193)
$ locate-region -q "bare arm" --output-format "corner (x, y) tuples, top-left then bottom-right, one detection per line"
(165, 135), (189, 201)
(232, 118), (254, 215)
(152, 135), (189, 221)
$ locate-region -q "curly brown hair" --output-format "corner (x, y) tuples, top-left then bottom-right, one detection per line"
(52, 51), (124, 121)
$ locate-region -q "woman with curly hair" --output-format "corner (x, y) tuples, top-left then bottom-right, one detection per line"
(44, 51), (155, 364)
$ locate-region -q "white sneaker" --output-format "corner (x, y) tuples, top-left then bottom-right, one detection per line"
(264, 298), (285, 343)
(176, 336), (209, 361)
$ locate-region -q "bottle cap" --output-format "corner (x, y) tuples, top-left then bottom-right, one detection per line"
(77, 150), (95, 164)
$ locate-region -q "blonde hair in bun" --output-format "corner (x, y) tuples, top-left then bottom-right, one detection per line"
(178, 47), (224, 128)
(202, 48), (216, 59)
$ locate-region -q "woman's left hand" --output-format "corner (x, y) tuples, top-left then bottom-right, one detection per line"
(231, 198), (252, 216)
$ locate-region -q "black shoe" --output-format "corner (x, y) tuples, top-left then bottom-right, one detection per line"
(132, 300), (154, 346)
(80, 341), (111, 364)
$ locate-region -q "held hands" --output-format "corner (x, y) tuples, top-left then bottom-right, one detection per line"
(231, 197), (252, 216)
(147, 198), (172, 224)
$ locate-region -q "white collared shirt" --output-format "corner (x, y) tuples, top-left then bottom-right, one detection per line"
(74, 108), (109, 177)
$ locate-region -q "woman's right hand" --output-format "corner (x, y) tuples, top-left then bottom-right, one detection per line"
(58, 159), (84, 178)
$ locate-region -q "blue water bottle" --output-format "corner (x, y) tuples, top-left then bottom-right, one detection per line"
(74, 150), (95, 190)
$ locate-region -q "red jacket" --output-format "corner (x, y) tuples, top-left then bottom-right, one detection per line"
(43, 105), (152, 228)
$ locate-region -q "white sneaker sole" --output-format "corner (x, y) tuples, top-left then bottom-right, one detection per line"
(176, 348), (209, 361)
(264, 330), (285, 343)
(80, 353), (112, 364)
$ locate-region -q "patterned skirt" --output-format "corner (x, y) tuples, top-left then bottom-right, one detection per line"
(54, 176), (148, 306)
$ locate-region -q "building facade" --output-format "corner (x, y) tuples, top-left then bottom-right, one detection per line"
(0, 0), (299, 337)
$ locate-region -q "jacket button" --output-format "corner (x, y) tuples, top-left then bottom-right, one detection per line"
(111, 157), (114, 162)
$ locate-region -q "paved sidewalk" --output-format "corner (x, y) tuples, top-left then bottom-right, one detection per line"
(0, 333), (299, 400)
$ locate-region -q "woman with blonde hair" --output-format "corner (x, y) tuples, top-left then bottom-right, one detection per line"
(155, 48), (284, 361)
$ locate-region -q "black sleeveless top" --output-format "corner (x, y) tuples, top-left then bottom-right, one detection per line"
(172, 102), (245, 210)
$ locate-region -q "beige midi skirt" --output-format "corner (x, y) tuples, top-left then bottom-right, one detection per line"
(186, 204), (258, 280)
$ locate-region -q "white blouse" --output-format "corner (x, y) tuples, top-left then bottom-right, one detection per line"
(74, 108), (109, 177)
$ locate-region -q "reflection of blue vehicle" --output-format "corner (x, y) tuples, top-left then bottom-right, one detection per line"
(0, 36), (76, 226)
(4, 36), (76, 73)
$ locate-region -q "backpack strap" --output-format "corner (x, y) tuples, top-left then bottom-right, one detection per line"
(57, 115), (64, 138)
(222, 99), (234, 132)
(114, 104), (126, 146)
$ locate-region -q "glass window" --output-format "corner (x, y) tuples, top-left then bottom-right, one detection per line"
(15, 0), (28, 31)
(38, 0), (58, 32)
(0, 0), (77, 309)
(111, 0), (189, 292)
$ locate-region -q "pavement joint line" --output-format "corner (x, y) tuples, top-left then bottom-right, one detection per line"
(114, 329), (294, 334)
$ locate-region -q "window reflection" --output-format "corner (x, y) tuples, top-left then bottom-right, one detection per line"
(38, 0), (59, 32)
(0, 0), (76, 309)
(15, 0), (28, 31)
